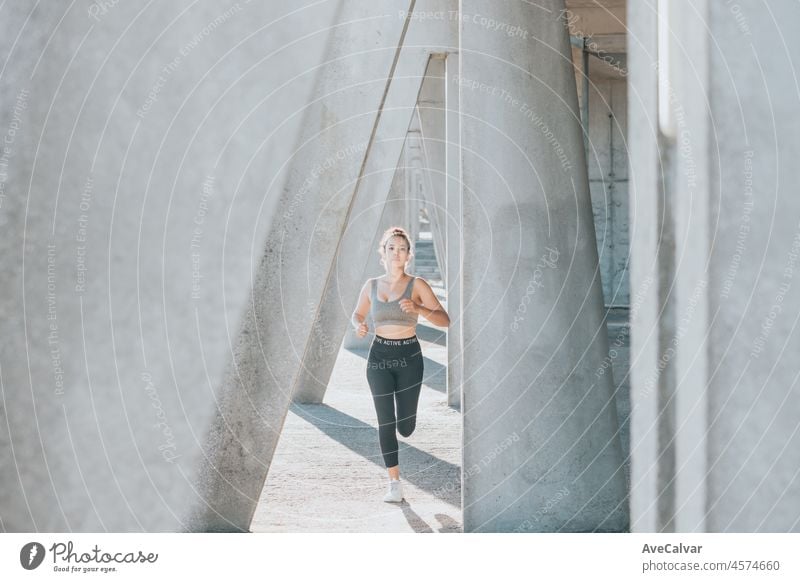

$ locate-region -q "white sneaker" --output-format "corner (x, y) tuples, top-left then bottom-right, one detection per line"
(383, 479), (404, 503)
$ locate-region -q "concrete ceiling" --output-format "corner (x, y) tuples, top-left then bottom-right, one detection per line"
(564, 0), (627, 36)
(565, 0), (625, 9)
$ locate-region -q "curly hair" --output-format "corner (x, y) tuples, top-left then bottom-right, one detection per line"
(378, 226), (414, 267)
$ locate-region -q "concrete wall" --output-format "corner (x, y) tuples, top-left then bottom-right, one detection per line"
(566, 0), (630, 308)
(586, 78), (629, 306)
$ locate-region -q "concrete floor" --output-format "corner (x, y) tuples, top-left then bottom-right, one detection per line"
(251, 320), (462, 533)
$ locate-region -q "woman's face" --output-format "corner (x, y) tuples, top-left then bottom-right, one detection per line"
(384, 236), (409, 267)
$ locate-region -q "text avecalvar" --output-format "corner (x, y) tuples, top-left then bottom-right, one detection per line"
(642, 543), (702, 554)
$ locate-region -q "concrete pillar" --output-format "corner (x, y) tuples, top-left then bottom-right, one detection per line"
(292, 0), (457, 401)
(0, 0), (342, 531)
(445, 52), (462, 409)
(460, 0), (627, 532)
(627, 0), (664, 533)
(405, 134), (423, 250)
(185, 1), (428, 530)
(630, 0), (800, 532)
(342, 155), (410, 352)
(416, 57), (448, 285)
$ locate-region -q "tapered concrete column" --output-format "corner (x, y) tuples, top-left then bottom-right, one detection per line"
(342, 157), (411, 352)
(292, 0), (457, 401)
(0, 0), (341, 532)
(416, 57), (448, 285)
(460, 0), (627, 532)
(188, 0), (419, 530)
(630, 0), (800, 532)
(445, 52), (462, 409)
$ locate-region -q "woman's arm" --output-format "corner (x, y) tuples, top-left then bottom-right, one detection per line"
(351, 280), (372, 335)
(400, 278), (450, 327)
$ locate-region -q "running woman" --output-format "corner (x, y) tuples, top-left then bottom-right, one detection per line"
(351, 226), (450, 502)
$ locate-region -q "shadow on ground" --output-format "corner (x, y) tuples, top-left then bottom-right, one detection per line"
(290, 402), (461, 508)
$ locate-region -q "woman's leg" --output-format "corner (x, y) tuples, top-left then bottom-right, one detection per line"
(394, 351), (424, 438)
(366, 351), (400, 469)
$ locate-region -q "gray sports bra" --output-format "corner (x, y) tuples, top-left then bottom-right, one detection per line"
(370, 276), (419, 327)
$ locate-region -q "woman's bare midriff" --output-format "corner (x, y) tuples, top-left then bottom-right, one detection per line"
(374, 324), (417, 339)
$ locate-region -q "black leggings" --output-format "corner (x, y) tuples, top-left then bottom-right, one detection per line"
(366, 335), (424, 468)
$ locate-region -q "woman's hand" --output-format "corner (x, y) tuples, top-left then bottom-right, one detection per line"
(399, 299), (420, 315)
(356, 321), (369, 338)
